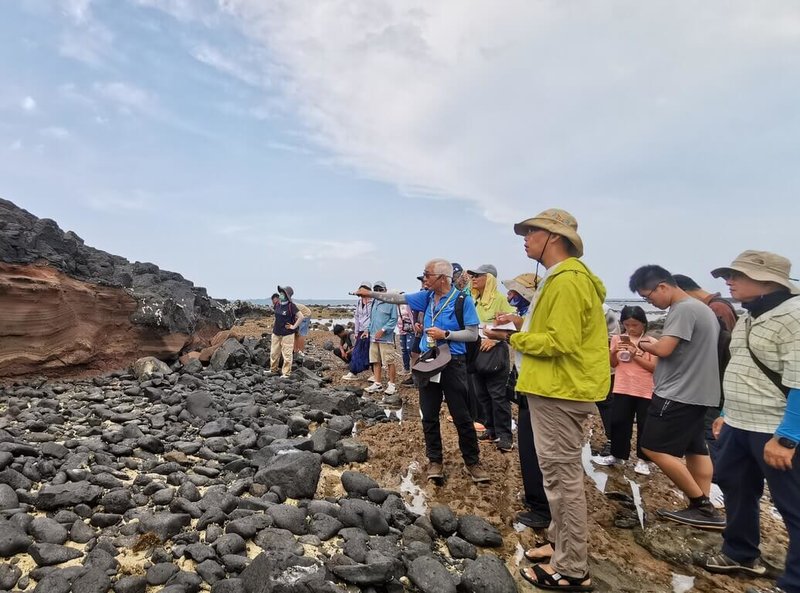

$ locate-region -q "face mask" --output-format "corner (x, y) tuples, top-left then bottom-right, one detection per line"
(279, 294), (288, 303)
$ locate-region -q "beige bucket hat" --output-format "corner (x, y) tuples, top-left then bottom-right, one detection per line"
(502, 273), (539, 302)
(513, 208), (584, 257)
(711, 250), (800, 295)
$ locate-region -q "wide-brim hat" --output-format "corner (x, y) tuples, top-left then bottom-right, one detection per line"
(711, 250), (800, 295)
(411, 343), (452, 379)
(513, 208), (584, 257)
(502, 273), (539, 302)
(277, 285), (294, 300)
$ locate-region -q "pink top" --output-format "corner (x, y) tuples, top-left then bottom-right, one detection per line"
(610, 334), (656, 399)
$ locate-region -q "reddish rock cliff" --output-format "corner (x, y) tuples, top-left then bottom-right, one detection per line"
(0, 262), (216, 377)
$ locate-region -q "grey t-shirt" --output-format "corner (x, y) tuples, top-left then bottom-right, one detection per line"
(653, 297), (721, 407)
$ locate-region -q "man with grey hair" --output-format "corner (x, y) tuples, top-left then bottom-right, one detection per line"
(356, 258), (489, 483)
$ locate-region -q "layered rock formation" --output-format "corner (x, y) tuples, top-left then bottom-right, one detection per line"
(0, 198), (235, 377)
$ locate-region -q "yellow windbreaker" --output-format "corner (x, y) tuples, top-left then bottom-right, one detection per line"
(510, 257), (611, 402)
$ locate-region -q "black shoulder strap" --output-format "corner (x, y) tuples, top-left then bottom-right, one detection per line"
(455, 293), (466, 330)
(745, 322), (789, 398)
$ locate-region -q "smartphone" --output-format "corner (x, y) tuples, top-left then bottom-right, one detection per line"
(619, 335), (631, 344)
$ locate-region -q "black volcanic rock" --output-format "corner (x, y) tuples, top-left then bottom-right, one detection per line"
(0, 198), (234, 335)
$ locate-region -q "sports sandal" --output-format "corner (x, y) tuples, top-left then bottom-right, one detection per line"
(524, 542), (554, 563)
(520, 565), (593, 592)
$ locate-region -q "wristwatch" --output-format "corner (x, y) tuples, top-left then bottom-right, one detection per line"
(444, 330), (450, 340)
(776, 436), (798, 449)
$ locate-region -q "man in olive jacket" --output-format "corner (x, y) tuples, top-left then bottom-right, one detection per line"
(487, 208), (609, 591)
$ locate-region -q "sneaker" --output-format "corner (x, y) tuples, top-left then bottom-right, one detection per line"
(384, 382), (397, 395)
(478, 431), (498, 442)
(497, 440), (514, 453)
(342, 372), (358, 380)
(515, 510), (552, 530)
(599, 442), (612, 456)
(709, 483), (725, 509)
(427, 461), (444, 480)
(634, 459), (651, 475)
(702, 552), (766, 576)
(465, 463), (491, 483)
(364, 382), (383, 393)
(280, 373), (291, 379)
(592, 455), (624, 467)
(657, 505), (726, 530)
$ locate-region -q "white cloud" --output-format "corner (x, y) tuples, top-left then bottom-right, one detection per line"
(215, 0), (800, 225)
(131, 0), (214, 23)
(60, 0), (92, 24)
(8, 140), (23, 151)
(191, 44), (268, 88)
(21, 96), (37, 112)
(93, 82), (156, 115)
(40, 126), (70, 139)
(57, 0), (114, 65)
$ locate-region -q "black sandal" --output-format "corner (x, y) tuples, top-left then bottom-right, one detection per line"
(524, 542), (554, 562)
(520, 565), (593, 592)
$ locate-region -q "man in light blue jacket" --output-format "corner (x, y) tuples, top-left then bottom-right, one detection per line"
(365, 280), (400, 396)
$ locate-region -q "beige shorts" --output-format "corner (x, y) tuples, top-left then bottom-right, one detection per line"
(369, 341), (399, 366)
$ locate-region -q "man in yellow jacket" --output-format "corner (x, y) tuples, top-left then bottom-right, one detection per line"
(487, 208), (609, 592)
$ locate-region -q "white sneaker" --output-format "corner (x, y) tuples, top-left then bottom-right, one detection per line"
(634, 459), (651, 475)
(367, 375), (376, 383)
(710, 483), (725, 509)
(342, 372), (358, 380)
(384, 382), (397, 395)
(592, 455), (624, 466)
(364, 382), (383, 393)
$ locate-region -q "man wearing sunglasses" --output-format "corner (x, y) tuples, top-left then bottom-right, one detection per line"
(355, 259), (488, 483)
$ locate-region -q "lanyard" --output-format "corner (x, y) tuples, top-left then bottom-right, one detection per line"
(429, 289), (457, 327)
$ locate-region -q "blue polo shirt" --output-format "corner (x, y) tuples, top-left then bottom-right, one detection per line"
(405, 287), (479, 355)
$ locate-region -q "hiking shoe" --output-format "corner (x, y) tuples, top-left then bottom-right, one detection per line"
(634, 459), (651, 475)
(466, 463), (491, 483)
(478, 431), (498, 442)
(427, 462), (444, 480)
(364, 382), (383, 393)
(384, 382), (397, 395)
(657, 505), (726, 530)
(592, 455), (624, 467)
(745, 587), (787, 593)
(702, 552), (766, 576)
(342, 372), (358, 380)
(515, 510), (551, 530)
(497, 440), (514, 453)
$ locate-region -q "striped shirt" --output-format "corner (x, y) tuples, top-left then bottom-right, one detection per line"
(722, 297), (800, 433)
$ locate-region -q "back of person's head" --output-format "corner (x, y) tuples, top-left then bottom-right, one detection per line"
(620, 305), (649, 332)
(271, 293), (280, 300)
(332, 324), (345, 336)
(672, 274), (701, 291)
(628, 265), (677, 292)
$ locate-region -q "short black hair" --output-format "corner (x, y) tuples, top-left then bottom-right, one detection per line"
(332, 324), (345, 335)
(672, 274), (701, 292)
(271, 293), (280, 299)
(620, 305), (648, 332)
(628, 265), (676, 292)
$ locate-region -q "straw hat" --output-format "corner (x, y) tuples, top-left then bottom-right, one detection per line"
(502, 273), (539, 302)
(513, 208), (584, 257)
(711, 250), (800, 295)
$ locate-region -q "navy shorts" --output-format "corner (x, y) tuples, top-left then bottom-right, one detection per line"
(640, 394), (709, 457)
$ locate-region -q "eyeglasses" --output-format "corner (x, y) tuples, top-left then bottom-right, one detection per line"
(421, 272), (442, 278)
(639, 283), (662, 302)
(719, 270), (745, 281)
(373, 286), (385, 292)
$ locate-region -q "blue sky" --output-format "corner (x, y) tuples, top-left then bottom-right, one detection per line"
(2, 1), (799, 300)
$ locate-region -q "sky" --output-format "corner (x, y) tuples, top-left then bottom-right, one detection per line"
(2, 1), (799, 300)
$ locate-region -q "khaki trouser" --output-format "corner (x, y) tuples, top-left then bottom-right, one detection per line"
(528, 395), (596, 578)
(270, 334), (294, 376)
